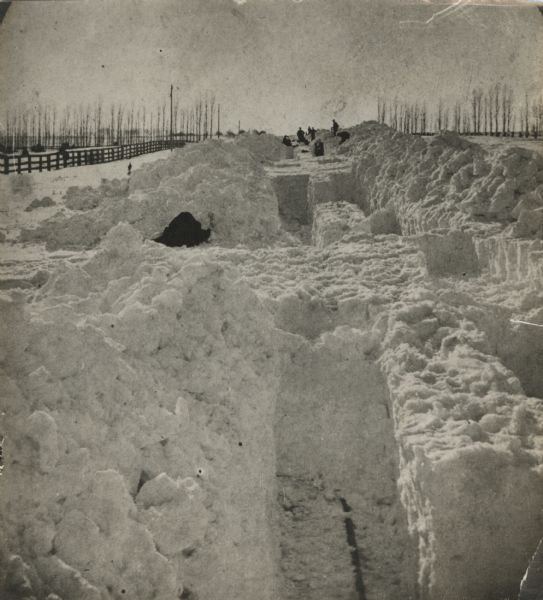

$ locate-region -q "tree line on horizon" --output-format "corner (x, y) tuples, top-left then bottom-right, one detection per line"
(0, 91), (223, 153)
(377, 83), (543, 139)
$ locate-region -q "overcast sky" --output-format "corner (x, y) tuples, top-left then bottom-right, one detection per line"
(0, 0), (542, 133)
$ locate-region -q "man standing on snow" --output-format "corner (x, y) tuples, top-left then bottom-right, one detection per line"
(297, 127), (308, 145)
(332, 119), (339, 136)
(127, 162), (132, 176)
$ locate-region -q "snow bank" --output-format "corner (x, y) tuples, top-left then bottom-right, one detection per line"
(377, 291), (543, 600)
(346, 123), (543, 236)
(233, 132), (285, 163)
(19, 141), (285, 250)
(64, 179), (129, 211)
(0, 224), (280, 600)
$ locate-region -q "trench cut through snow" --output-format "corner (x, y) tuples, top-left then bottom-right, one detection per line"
(267, 140), (543, 600)
(3, 127), (543, 600)
(274, 329), (416, 600)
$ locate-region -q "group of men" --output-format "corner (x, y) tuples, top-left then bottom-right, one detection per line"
(282, 119), (347, 153)
(295, 126), (316, 145)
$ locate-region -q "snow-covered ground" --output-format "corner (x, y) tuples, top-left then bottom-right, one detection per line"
(1, 126), (542, 600)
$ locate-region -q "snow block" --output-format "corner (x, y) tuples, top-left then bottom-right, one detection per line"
(417, 230), (480, 276)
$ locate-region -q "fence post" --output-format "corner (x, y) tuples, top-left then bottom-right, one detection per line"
(2, 155), (8, 174)
(39, 156), (43, 172)
(47, 155), (51, 171)
(17, 156), (22, 174)
(56, 154), (60, 170)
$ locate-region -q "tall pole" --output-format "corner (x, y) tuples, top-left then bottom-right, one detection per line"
(218, 104), (221, 138)
(170, 84), (173, 150)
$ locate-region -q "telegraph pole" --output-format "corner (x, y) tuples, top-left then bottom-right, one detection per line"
(170, 84), (173, 150)
(218, 104), (221, 138)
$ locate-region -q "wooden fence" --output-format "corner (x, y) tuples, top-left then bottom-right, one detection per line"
(0, 138), (201, 175)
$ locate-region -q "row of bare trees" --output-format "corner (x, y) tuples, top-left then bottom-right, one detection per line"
(0, 91), (223, 153)
(377, 83), (543, 138)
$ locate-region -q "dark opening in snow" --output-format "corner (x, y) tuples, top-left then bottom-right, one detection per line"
(153, 212), (211, 248)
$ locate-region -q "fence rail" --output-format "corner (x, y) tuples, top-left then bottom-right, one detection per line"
(0, 138), (200, 175)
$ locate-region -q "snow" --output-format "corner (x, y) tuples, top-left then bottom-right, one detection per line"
(15, 142), (287, 250)
(344, 123), (543, 236)
(1, 226), (279, 600)
(1, 125), (543, 600)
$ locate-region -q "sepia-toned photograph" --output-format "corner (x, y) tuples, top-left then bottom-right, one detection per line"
(0, 0), (543, 598)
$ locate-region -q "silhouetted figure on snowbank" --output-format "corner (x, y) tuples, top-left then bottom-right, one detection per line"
(127, 162), (132, 176)
(314, 139), (324, 157)
(332, 119), (339, 136)
(307, 126), (316, 141)
(153, 212), (211, 247)
(337, 131), (350, 144)
(282, 135), (292, 147)
(297, 127), (309, 145)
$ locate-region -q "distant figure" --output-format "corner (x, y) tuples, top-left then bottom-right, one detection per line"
(59, 148), (69, 167)
(337, 131), (351, 145)
(332, 119), (339, 136)
(314, 139), (324, 157)
(297, 127), (309, 145)
(282, 135), (292, 147)
(127, 162), (132, 176)
(21, 148), (29, 157)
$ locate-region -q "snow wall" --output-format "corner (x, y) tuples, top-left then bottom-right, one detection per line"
(2, 124), (543, 600)
(344, 122), (543, 288)
(0, 226), (281, 600)
(19, 137), (288, 251)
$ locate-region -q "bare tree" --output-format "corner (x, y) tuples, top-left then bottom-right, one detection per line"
(532, 95), (543, 138)
(377, 96), (387, 125)
(436, 98), (444, 132)
(453, 101), (462, 132)
(523, 92), (530, 138)
(503, 85), (514, 136)
(209, 93), (216, 139)
(483, 94), (489, 135)
(471, 89), (482, 134)
(487, 87), (494, 135)
(493, 83), (501, 136)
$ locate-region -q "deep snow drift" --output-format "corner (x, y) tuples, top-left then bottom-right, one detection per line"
(1, 126), (543, 600)
(17, 138), (288, 251)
